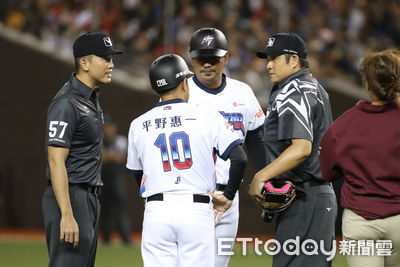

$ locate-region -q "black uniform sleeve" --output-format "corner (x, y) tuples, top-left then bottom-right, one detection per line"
(277, 87), (313, 141)
(46, 98), (79, 148)
(245, 126), (266, 172)
(133, 172), (143, 187)
(223, 144), (247, 200)
(127, 168), (143, 187)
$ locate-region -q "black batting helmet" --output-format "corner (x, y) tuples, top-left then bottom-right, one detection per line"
(149, 54), (193, 93)
(189, 28), (228, 57)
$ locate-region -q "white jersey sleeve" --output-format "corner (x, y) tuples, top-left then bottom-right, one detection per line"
(126, 124), (143, 172)
(245, 86), (265, 132)
(212, 111), (242, 160)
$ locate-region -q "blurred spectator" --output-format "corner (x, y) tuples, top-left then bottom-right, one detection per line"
(2, 0), (400, 107)
(100, 115), (131, 245)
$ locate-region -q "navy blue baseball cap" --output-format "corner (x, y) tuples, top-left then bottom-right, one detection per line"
(257, 33), (307, 59)
(73, 32), (122, 58)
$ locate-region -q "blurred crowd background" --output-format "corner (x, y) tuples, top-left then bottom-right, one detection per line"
(2, 0), (400, 108)
(2, 0), (399, 237)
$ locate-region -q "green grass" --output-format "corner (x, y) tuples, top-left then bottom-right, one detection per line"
(0, 239), (348, 266)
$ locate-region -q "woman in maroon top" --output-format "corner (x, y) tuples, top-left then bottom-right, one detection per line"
(319, 49), (400, 267)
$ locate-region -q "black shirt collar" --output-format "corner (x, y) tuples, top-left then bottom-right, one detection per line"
(70, 73), (100, 100)
(275, 69), (310, 90)
(156, 98), (186, 107)
(193, 74), (227, 95)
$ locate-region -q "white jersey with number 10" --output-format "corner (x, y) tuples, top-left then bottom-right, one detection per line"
(126, 99), (241, 198)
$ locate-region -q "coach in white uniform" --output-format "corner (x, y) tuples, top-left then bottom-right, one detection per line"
(187, 28), (266, 267)
(126, 54), (247, 267)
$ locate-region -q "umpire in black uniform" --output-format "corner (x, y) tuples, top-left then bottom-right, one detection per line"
(249, 33), (337, 266)
(42, 32), (122, 267)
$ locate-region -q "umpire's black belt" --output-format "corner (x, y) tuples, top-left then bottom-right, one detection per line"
(147, 193), (210, 203)
(295, 180), (329, 189)
(48, 181), (101, 197)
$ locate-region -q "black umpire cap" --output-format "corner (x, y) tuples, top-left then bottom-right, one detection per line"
(73, 32), (122, 58)
(189, 28), (228, 57)
(257, 33), (307, 59)
(149, 54), (193, 93)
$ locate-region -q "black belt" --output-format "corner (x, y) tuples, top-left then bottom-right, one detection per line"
(48, 181), (102, 197)
(147, 193), (210, 203)
(295, 180), (329, 189)
(216, 183), (226, 191)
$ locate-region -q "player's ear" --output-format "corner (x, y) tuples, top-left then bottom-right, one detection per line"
(182, 78), (190, 101)
(79, 56), (90, 72)
(222, 52), (229, 66)
(182, 78), (189, 92)
(290, 54), (299, 69)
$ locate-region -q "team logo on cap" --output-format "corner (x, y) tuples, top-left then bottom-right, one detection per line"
(267, 37), (275, 47)
(103, 37), (112, 47)
(201, 35), (214, 46)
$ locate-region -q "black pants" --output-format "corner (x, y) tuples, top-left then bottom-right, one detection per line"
(42, 185), (101, 267)
(273, 183), (337, 267)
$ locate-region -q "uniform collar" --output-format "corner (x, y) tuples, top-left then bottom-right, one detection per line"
(274, 69), (310, 91)
(192, 74), (227, 95)
(70, 73), (100, 100)
(356, 100), (399, 113)
(156, 98), (186, 107)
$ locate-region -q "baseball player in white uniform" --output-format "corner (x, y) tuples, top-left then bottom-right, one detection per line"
(188, 28), (266, 267)
(126, 54), (247, 267)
